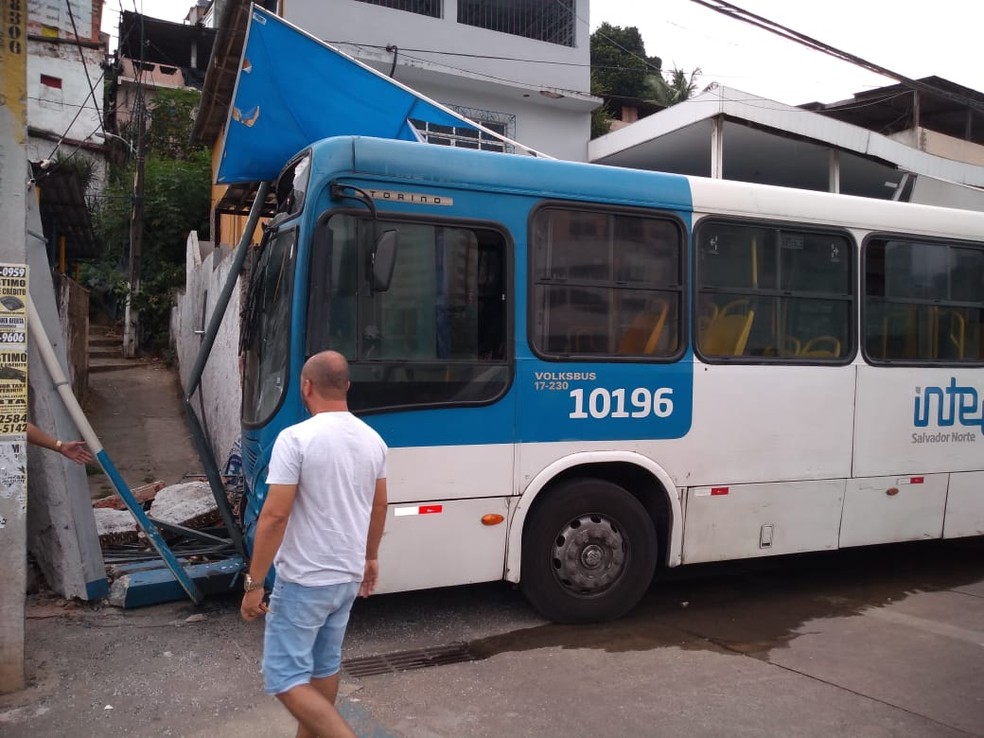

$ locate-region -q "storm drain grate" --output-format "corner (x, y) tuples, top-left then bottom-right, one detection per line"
(342, 643), (477, 678)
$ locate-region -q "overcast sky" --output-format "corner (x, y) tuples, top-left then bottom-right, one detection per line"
(594, 0), (984, 105)
(103, 0), (984, 106)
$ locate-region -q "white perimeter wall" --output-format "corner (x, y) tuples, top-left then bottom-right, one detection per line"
(171, 231), (243, 466)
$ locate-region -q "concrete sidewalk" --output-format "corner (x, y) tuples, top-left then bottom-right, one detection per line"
(84, 363), (203, 501)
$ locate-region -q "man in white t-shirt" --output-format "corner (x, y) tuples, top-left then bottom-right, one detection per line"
(241, 350), (387, 738)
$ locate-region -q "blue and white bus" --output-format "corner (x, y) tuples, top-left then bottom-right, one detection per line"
(240, 136), (984, 623)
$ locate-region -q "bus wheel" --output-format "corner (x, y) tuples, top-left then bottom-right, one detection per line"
(521, 478), (657, 624)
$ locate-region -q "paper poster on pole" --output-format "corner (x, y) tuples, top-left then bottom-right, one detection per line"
(0, 264), (28, 438)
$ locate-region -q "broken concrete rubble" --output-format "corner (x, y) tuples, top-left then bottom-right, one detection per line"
(91, 480), (165, 510)
(148, 481), (221, 529)
(92, 508), (139, 546)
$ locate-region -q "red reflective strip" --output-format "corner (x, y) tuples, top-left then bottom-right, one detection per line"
(419, 505), (443, 514)
(710, 487), (729, 496)
(910, 477), (924, 485)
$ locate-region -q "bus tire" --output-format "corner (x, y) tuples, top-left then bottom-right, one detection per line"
(520, 477), (657, 624)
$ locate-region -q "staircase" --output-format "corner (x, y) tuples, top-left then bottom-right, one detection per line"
(87, 323), (148, 373)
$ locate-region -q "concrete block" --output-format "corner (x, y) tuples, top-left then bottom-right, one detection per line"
(93, 508), (139, 546)
(149, 481), (220, 528)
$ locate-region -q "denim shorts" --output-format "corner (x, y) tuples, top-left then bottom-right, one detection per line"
(262, 578), (360, 695)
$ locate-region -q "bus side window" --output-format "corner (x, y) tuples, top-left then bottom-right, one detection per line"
(864, 238), (984, 363)
(531, 207), (683, 359)
(697, 222), (852, 362)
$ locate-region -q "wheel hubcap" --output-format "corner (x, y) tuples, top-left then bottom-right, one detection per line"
(551, 514), (626, 595)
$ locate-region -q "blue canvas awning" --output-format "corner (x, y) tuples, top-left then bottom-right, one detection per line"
(217, 6), (546, 184)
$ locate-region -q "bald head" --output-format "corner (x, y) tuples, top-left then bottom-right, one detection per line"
(302, 350), (350, 401)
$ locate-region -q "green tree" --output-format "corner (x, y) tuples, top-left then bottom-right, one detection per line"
(91, 88), (211, 353)
(648, 67), (703, 106)
(590, 23), (660, 100)
(590, 23), (701, 137)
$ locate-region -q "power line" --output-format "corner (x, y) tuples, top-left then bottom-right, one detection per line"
(44, 1), (144, 164)
(689, 0), (984, 116)
(551, 0), (665, 77)
(65, 0), (103, 120)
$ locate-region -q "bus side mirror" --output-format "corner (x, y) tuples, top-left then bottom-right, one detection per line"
(372, 229), (398, 293)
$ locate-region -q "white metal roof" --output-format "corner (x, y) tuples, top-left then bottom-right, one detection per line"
(589, 85), (984, 206)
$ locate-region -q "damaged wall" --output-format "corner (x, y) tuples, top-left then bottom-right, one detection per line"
(171, 230), (243, 469)
(26, 200), (107, 601)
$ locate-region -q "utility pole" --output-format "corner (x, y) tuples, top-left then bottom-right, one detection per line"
(123, 15), (145, 357)
(0, 0), (29, 694)
(124, 102), (145, 357)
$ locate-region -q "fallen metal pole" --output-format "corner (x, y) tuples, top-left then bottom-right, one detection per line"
(27, 294), (202, 604)
(183, 181), (270, 561)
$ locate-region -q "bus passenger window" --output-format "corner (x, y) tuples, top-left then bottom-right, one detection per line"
(864, 238), (984, 363)
(531, 207), (683, 360)
(696, 221), (853, 362)
(307, 214), (511, 414)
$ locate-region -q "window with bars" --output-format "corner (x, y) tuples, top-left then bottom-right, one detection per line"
(353, 0), (441, 18)
(410, 115), (511, 153)
(458, 0), (576, 46)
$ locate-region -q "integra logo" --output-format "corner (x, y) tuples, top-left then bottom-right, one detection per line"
(913, 379), (984, 436)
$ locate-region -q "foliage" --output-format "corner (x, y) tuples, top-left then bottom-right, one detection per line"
(589, 23), (702, 137)
(146, 88), (204, 161)
(591, 104), (614, 139)
(47, 153), (97, 192)
(90, 87), (212, 354)
(590, 23), (659, 100)
(648, 67), (703, 106)
(132, 262), (186, 353)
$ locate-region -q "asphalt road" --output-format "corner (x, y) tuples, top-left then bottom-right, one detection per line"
(7, 364), (980, 736)
(3, 537), (982, 737)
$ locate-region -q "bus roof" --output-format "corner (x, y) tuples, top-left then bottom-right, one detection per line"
(307, 136), (984, 241)
(310, 135), (692, 213)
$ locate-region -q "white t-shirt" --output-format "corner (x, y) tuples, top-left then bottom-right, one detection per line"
(266, 411), (387, 586)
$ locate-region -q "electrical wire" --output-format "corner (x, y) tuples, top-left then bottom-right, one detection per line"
(550, 0), (664, 76)
(65, 0), (103, 120)
(42, 0), (142, 165)
(689, 0), (984, 116)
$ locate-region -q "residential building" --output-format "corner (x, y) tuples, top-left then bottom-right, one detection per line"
(284, 0), (596, 161)
(112, 10), (216, 134)
(590, 78), (984, 212)
(803, 77), (984, 167)
(25, 0), (102, 279)
(26, 1), (107, 198)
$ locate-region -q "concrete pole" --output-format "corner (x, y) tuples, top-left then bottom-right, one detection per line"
(0, 0), (30, 694)
(710, 115), (724, 179)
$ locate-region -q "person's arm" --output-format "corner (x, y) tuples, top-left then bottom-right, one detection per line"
(359, 477), (388, 598)
(26, 422), (94, 465)
(240, 483), (297, 621)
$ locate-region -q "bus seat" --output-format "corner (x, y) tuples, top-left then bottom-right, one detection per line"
(697, 301), (720, 334)
(882, 308), (917, 359)
(618, 300), (668, 355)
(933, 308), (965, 359)
(701, 309), (755, 357)
(801, 335), (841, 357)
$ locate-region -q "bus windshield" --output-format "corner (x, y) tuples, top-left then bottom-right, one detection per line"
(242, 226), (297, 425)
(306, 213), (510, 414)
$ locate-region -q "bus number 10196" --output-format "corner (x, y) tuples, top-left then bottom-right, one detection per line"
(569, 387), (674, 419)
